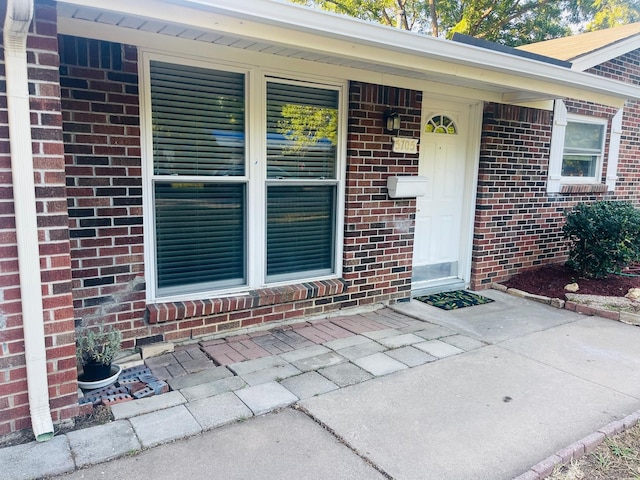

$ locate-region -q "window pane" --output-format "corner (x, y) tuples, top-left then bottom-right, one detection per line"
(266, 82), (338, 179)
(561, 155), (598, 177)
(151, 61), (245, 176)
(564, 122), (604, 152)
(267, 185), (335, 278)
(155, 182), (245, 292)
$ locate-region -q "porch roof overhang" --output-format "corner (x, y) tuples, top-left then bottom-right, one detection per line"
(55, 0), (640, 108)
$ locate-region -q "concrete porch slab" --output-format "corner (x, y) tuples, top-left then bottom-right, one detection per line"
(129, 405), (202, 448)
(318, 362), (373, 387)
(0, 436), (73, 480)
(353, 353), (409, 376)
(301, 345), (639, 480)
(500, 316), (640, 398)
(279, 371), (339, 399)
(385, 345), (437, 367)
(395, 290), (580, 344)
(187, 391), (253, 430)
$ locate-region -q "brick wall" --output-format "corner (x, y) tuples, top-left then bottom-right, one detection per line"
(343, 83), (419, 303)
(59, 35), (146, 350)
(471, 49), (640, 288)
(60, 37), (418, 344)
(0, 0), (79, 436)
(589, 50), (640, 205)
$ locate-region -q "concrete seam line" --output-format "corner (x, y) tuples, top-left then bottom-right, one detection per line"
(293, 404), (394, 480)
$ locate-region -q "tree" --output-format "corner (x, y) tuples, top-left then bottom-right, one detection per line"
(288, 0), (640, 46)
(583, 0), (640, 30)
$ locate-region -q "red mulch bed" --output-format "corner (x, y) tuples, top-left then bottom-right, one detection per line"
(503, 263), (640, 300)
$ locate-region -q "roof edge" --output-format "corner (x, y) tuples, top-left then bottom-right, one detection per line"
(452, 33), (572, 68)
(571, 32), (640, 71)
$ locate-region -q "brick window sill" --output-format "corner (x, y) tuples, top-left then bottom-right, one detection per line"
(146, 278), (347, 324)
(560, 184), (608, 194)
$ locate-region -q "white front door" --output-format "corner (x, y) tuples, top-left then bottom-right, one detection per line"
(413, 100), (476, 292)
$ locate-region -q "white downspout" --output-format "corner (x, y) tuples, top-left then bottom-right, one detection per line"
(4, 0), (55, 441)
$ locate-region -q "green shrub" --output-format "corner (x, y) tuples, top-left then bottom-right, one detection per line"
(76, 324), (122, 365)
(563, 201), (640, 279)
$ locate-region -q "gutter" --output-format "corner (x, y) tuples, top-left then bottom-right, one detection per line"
(3, 0), (55, 441)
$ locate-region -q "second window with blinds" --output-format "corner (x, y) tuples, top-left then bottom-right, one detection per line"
(145, 57), (343, 300)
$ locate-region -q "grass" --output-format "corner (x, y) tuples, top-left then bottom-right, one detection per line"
(548, 422), (640, 479)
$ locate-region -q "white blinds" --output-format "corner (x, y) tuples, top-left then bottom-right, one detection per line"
(155, 182), (245, 292)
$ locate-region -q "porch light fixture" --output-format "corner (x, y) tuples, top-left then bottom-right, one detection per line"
(384, 109), (400, 133)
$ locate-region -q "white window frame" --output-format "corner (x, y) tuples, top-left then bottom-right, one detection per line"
(140, 52), (346, 303)
(547, 100), (622, 194)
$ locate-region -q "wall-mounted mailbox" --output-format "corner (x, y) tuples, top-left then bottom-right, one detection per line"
(387, 175), (428, 198)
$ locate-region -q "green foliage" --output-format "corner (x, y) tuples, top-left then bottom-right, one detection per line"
(278, 104), (338, 153)
(76, 325), (122, 365)
(563, 201), (640, 279)
(584, 0), (640, 30)
(288, 0), (639, 46)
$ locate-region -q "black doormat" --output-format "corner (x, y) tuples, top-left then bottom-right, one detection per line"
(414, 290), (494, 310)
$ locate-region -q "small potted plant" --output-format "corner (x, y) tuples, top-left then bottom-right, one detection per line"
(76, 324), (122, 384)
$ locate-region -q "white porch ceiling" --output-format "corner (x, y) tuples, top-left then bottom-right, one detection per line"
(55, 0), (640, 107)
(56, 3), (473, 86)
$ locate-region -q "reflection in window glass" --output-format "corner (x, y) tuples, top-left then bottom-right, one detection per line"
(562, 121), (605, 178)
(266, 82), (338, 179)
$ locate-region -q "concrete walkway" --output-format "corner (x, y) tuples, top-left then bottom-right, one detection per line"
(3, 289), (640, 480)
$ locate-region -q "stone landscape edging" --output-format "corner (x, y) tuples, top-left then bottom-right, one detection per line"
(491, 283), (640, 326)
(510, 409), (640, 479)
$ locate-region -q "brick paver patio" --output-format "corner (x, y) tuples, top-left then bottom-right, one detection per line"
(148, 307), (474, 381)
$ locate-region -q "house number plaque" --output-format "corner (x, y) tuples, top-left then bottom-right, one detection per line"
(392, 137), (419, 154)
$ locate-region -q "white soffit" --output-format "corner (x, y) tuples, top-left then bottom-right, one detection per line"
(55, 0), (640, 107)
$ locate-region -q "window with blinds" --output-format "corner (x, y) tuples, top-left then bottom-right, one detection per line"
(150, 61), (247, 295)
(267, 185), (335, 279)
(266, 82), (338, 179)
(266, 81), (338, 281)
(147, 58), (342, 299)
(151, 61), (245, 177)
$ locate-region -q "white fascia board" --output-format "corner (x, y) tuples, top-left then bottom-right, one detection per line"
(56, 0), (639, 106)
(570, 35), (640, 71)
